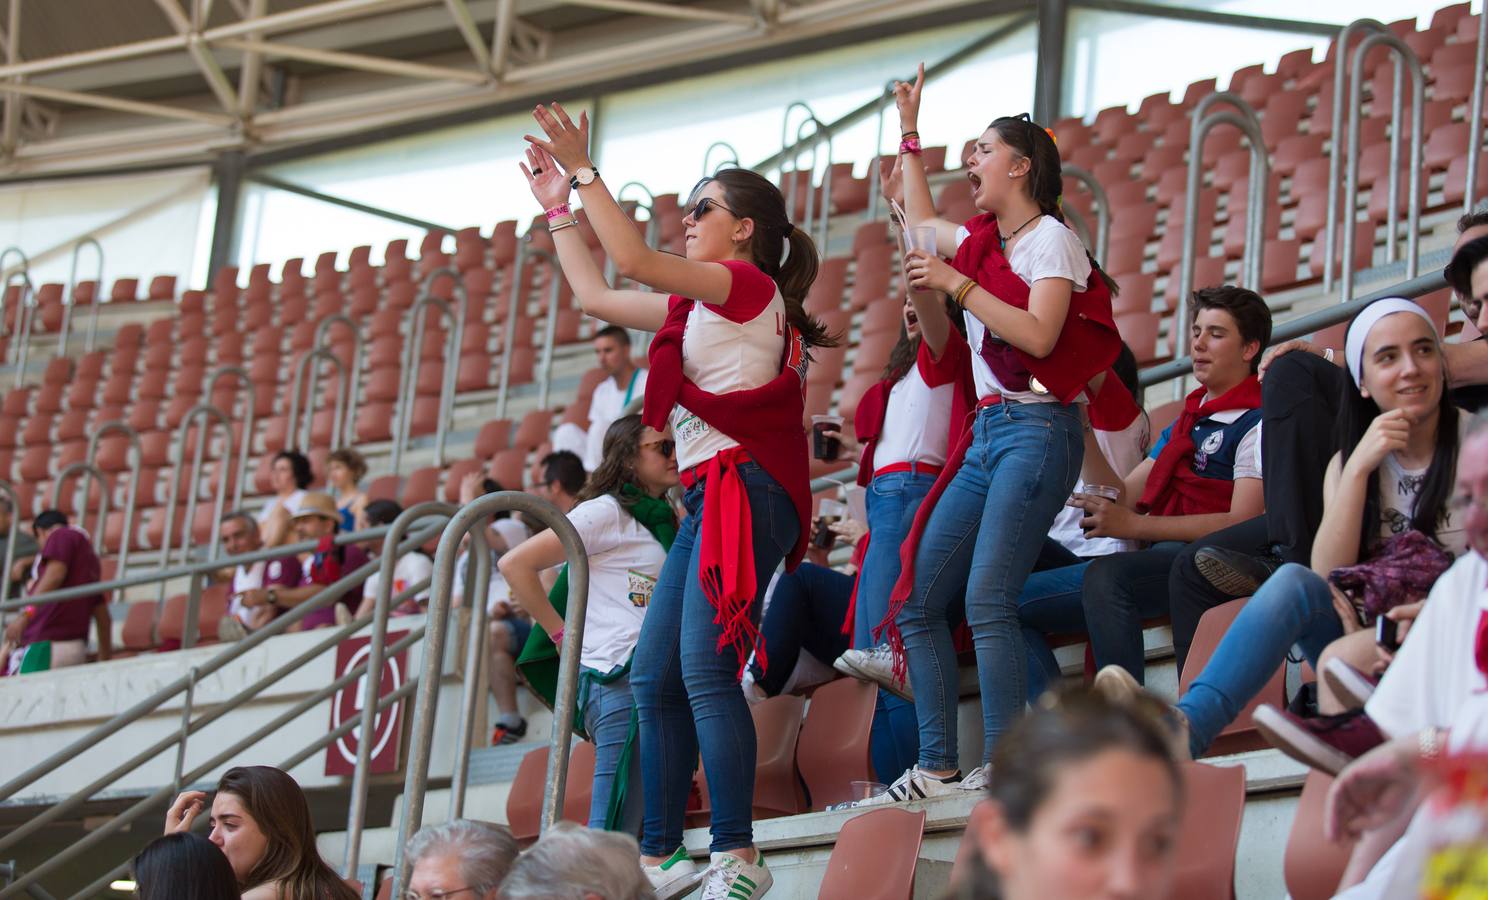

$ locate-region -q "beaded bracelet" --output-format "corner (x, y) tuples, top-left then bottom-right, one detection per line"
(899, 136), (922, 156)
(901, 130), (919, 139)
(953, 278), (976, 307)
(545, 203), (572, 221)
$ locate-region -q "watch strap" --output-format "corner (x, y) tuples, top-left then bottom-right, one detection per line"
(568, 166), (599, 190)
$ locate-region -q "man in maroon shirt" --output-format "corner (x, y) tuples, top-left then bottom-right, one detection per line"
(237, 493), (369, 631)
(3, 510), (109, 674)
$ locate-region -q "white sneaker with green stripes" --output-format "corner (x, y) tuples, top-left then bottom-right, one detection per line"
(699, 849), (772, 900)
(643, 846), (704, 900)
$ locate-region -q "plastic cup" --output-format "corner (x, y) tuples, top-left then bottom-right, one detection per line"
(850, 780), (888, 803)
(811, 414), (844, 461)
(906, 226), (937, 254)
(1083, 484), (1121, 502)
(814, 499), (848, 549)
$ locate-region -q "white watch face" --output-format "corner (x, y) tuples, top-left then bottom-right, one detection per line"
(576, 167), (597, 185)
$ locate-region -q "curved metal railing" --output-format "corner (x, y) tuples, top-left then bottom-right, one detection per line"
(1341, 31), (1424, 303)
(702, 140), (740, 175)
(0, 245), (27, 348)
(48, 461), (111, 552)
(312, 313), (365, 445)
(5, 270), (34, 388)
(65, 237), (103, 355)
(392, 268), (465, 472)
(287, 347), (350, 451)
(496, 242), (559, 422)
(155, 403), (236, 610)
(390, 491), (589, 897)
(204, 366), (255, 510)
(1060, 164), (1111, 263)
(0, 479), (18, 608)
(1323, 19), (1388, 292)
(84, 422), (143, 575)
(865, 78), (899, 221)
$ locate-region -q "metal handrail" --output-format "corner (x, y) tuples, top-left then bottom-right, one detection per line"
(865, 79), (898, 221)
(779, 100), (820, 232)
(6, 271), (34, 387)
(391, 269), (465, 472)
(313, 313), (366, 444)
(702, 140), (740, 176)
(1060, 164), (1111, 263)
(1323, 19), (1388, 292)
(83, 422), (143, 574)
(782, 114), (834, 249)
(614, 181), (663, 288)
(63, 237), (102, 355)
(0, 480), (18, 608)
(48, 462), (111, 552)
(0, 246), (27, 344)
(204, 366), (255, 510)
(287, 347), (350, 451)
(342, 500), (457, 878)
(448, 536), (492, 821)
(1341, 32), (1424, 303)
(497, 242), (560, 422)
(1468, 10), (1487, 212)
(524, 248), (565, 411)
(155, 403), (236, 608)
(391, 491), (589, 897)
(1175, 91), (1270, 398)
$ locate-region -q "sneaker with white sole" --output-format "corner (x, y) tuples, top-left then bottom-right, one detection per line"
(699, 849), (771, 900)
(1092, 665), (1192, 761)
(832, 645), (913, 702)
(958, 764), (990, 792)
(1322, 657), (1379, 711)
(643, 846), (705, 900)
(857, 765), (963, 806)
(217, 616), (247, 642)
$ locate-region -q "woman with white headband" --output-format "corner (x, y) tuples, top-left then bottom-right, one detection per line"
(1100, 298), (1467, 760)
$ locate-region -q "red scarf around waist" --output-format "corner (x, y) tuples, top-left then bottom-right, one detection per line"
(643, 295), (812, 673)
(853, 326), (974, 486)
(953, 214), (1137, 430)
(1136, 377), (1262, 518)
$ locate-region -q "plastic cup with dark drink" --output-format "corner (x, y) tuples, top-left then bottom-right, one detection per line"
(812, 414), (844, 461)
(1073, 484), (1121, 533)
(814, 499), (848, 548)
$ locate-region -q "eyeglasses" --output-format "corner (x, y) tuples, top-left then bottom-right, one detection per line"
(1449, 493), (1488, 515)
(641, 438), (676, 458)
(403, 888), (480, 900)
(686, 196), (738, 223)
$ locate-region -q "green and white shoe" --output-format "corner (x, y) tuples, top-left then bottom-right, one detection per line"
(699, 849), (772, 900)
(643, 846), (704, 900)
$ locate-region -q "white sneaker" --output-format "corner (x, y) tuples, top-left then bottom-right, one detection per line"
(857, 765), (963, 806)
(832, 645), (913, 702)
(217, 616), (247, 642)
(958, 764), (990, 792)
(699, 849), (772, 900)
(643, 846), (704, 900)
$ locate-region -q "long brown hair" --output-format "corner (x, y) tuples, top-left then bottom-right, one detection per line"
(988, 115), (1120, 297)
(576, 414), (650, 506)
(882, 297), (967, 383)
(699, 169), (840, 349)
(216, 766), (358, 900)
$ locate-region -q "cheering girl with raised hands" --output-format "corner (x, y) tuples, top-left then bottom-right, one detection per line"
(861, 66), (1136, 806)
(522, 102), (835, 900)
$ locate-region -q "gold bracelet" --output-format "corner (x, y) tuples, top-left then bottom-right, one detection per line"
(549, 218), (578, 234)
(953, 278), (976, 307)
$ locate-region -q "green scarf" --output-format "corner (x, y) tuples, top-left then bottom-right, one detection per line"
(514, 484), (676, 831)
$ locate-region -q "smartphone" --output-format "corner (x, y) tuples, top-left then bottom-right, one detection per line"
(1375, 615), (1400, 651)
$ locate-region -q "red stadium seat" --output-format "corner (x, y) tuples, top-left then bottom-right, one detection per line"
(1180, 598), (1286, 756)
(796, 677), (877, 811)
(818, 808), (926, 900)
(1284, 771), (1355, 900)
(474, 419), (513, 459)
(1170, 762), (1246, 900)
(750, 693), (807, 818)
(400, 467), (441, 507)
(442, 459), (485, 503)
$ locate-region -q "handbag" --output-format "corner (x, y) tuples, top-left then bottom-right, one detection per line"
(1328, 529), (1455, 625)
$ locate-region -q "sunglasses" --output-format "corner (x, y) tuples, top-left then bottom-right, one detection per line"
(641, 438), (676, 458)
(686, 196), (738, 223)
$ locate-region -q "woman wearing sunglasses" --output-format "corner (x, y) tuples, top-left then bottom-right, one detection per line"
(504, 414), (679, 838)
(864, 66), (1134, 805)
(522, 103), (836, 899)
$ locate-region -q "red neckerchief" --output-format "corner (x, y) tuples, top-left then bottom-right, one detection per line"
(643, 295), (812, 675)
(1136, 377), (1263, 517)
(309, 535), (342, 584)
(952, 214), (1138, 430)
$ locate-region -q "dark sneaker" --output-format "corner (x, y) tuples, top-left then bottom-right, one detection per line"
(491, 718), (528, 746)
(1194, 547), (1282, 597)
(1323, 657), (1379, 711)
(1254, 704), (1385, 775)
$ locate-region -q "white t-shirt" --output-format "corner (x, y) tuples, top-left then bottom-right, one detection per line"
(256, 489), (306, 523)
(227, 558), (296, 623)
(1374, 413), (1470, 557)
(452, 518), (533, 615)
(1049, 414), (1151, 557)
(1364, 551), (1487, 738)
(873, 339), (961, 470)
(954, 217), (1092, 403)
(585, 369), (648, 471)
(362, 552), (434, 605)
(565, 494), (669, 672)
(669, 261), (786, 470)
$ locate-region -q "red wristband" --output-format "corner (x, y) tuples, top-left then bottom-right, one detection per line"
(545, 203), (572, 221)
(899, 137), (922, 156)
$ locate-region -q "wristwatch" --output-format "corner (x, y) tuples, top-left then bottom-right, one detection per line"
(266, 587), (280, 609)
(569, 166), (600, 190)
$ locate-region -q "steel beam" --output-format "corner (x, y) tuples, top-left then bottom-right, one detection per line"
(217, 36), (488, 84)
(1034, 0), (1067, 123)
(2, 0), (19, 157)
(208, 149), (246, 288)
(559, 0), (755, 26)
(443, 0), (493, 73)
(0, 82), (235, 126)
(490, 0), (518, 76)
(153, 0), (243, 117)
(1071, 0), (1338, 36)
(246, 172), (460, 231)
(236, 0), (269, 117)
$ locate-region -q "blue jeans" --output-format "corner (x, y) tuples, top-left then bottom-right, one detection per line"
(752, 562), (851, 696)
(581, 668), (642, 835)
(898, 402), (1083, 769)
(1176, 563), (1344, 757)
(855, 468), (936, 782)
(1016, 558), (1093, 702)
(631, 462), (799, 855)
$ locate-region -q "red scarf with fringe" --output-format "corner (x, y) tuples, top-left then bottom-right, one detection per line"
(643, 296), (812, 675)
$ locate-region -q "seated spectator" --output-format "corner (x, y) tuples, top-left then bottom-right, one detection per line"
(218, 511), (302, 642)
(259, 450), (313, 547)
(1106, 298), (1469, 760)
(950, 688), (1182, 900)
(237, 494), (369, 631)
(533, 450), (585, 516)
(405, 819), (518, 900)
(508, 415), (678, 833)
(325, 448), (369, 532)
(498, 822), (653, 900)
(1016, 286), (1270, 685)
(354, 499), (433, 619)
(584, 325), (649, 471)
(3, 510), (109, 675)
(163, 766), (358, 900)
(132, 832), (240, 900)
(0, 494), (39, 600)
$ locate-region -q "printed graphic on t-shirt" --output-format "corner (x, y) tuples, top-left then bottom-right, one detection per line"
(675, 412), (709, 444)
(626, 569), (657, 608)
(783, 324), (809, 394)
(1195, 429), (1225, 471)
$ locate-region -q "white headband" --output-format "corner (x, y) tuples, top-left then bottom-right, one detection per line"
(1344, 297), (1437, 384)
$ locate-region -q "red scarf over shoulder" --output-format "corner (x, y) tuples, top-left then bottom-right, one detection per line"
(1137, 378), (1262, 517)
(871, 215), (1137, 678)
(643, 295), (812, 674)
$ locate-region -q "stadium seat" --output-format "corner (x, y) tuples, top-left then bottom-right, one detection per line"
(117, 601), (159, 656)
(505, 744), (588, 844)
(400, 467), (441, 508)
(1179, 598), (1286, 756)
(817, 808), (926, 900)
(561, 740), (597, 827)
(1170, 761), (1246, 900)
(1284, 771), (1356, 900)
(796, 677), (877, 811)
(750, 693), (807, 818)
(488, 448), (528, 491)
(365, 475), (401, 503)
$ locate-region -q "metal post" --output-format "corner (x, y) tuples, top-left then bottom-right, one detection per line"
(865, 79), (897, 221)
(1467, 8), (1487, 213)
(312, 313), (365, 443)
(0, 481), (17, 608)
(1341, 32), (1424, 303)
(496, 240), (529, 421)
(204, 367), (255, 510)
(702, 140), (740, 176)
(343, 501), (456, 879)
(61, 238), (101, 355)
(156, 404), (234, 603)
(390, 276), (462, 473)
(779, 101), (820, 212)
(1059, 164), (1110, 262)
(172, 667), (199, 794)
(1175, 91), (1270, 398)
(207, 149), (246, 286)
(48, 462), (111, 551)
(84, 423), (142, 574)
(1323, 19), (1387, 292)
(793, 116), (835, 249)
(613, 182), (657, 288)
(1034, 0), (1068, 124)
(448, 535), (491, 819)
(181, 570), (207, 650)
(5, 271), (32, 383)
(391, 491), (589, 898)
(287, 347), (349, 451)
(522, 249), (565, 410)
